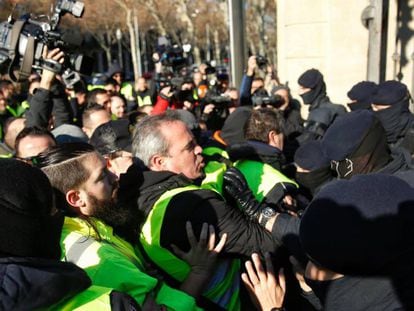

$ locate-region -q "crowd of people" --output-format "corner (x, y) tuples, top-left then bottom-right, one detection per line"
(1, 47), (414, 311)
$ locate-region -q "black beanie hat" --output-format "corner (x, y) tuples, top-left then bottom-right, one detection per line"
(89, 119), (132, 155)
(321, 110), (375, 161)
(0, 159), (62, 259)
(299, 174), (414, 276)
(220, 106), (252, 145)
(371, 80), (408, 106)
(347, 81), (378, 109)
(107, 62), (123, 78)
(298, 69), (323, 89)
(294, 140), (330, 171)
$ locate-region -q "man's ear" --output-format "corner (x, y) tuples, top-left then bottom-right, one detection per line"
(82, 127), (91, 138)
(66, 189), (86, 213)
(268, 130), (282, 149)
(148, 154), (166, 171)
(66, 189), (93, 216)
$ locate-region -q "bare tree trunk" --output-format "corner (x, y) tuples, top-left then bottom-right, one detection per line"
(213, 29), (221, 63)
(113, 0), (139, 83)
(140, 0), (168, 36)
(274, 0), (278, 68)
(126, 9), (139, 84)
(133, 9), (142, 77)
(174, 0), (200, 64)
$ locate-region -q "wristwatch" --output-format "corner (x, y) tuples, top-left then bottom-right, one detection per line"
(259, 206), (277, 227)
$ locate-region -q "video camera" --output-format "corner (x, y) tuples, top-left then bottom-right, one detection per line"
(252, 94), (285, 108)
(255, 55), (268, 69)
(153, 39), (189, 73)
(0, 0), (93, 86)
(159, 45), (186, 70)
(155, 74), (196, 104)
(203, 95), (232, 117)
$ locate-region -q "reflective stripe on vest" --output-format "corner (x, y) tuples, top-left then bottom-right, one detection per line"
(61, 217), (200, 310)
(137, 95), (152, 107)
(121, 83), (134, 101)
(201, 146), (231, 194)
(234, 160), (298, 203)
(140, 185), (241, 311)
(52, 285), (112, 310)
(6, 105), (18, 117)
(87, 84), (105, 91)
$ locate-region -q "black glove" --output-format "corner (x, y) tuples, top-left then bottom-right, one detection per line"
(223, 167), (263, 220)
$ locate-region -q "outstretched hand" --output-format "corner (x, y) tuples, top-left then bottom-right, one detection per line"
(40, 47), (65, 89)
(171, 222), (227, 276)
(242, 253), (286, 310)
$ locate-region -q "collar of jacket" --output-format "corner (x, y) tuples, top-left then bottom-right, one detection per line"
(0, 256), (90, 310)
(378, 147), (414, 174)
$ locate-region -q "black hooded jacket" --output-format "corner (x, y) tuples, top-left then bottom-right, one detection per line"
(227, 140), (285, 171)
(117, 167), (280, 257)
(0, 257), (90, 310)
(298, 81), (346, 144)
(374, 98), (414, 155)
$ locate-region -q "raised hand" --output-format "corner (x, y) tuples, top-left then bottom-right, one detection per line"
(171, 222), (227, 298)
(171, 222), (227, 275)
(242, 253), (286, 310)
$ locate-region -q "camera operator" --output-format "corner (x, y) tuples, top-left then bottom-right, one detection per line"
(195, 70), (232, 133)
(25, 47), (73, 129)
(106, 62), (136, 111)
(239, 55), (269, 106)
(271, 85), (304, 139)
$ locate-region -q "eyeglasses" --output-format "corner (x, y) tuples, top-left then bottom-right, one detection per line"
(15, 155), (40, 166)
(105, 149), (132, 161)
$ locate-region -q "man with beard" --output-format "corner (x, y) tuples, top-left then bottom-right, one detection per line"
(297, 68), (346, 143)
(38, 142), (223, 310)
(120, 113), (291, 310)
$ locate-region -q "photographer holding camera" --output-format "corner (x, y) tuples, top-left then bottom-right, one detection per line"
(25, 47), (73, 129)
(239, 56), (304, 161)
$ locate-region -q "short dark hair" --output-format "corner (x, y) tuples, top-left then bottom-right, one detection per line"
(87, 88), (108, 107)
(105, 77), (120, 87)
(82, 104), (108, 129)
(0, 79), (12, 90)
(244, 108), (284, 143)
(37, 142), (96, 212)
(15, 126), (56, 157)
(38, 143), (104, 236)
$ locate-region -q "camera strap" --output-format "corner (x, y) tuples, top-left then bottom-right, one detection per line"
(41, 59), (63, 73)
(8, 20), (35, 82)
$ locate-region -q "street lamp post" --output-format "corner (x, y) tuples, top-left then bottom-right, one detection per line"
(228, 0), (246, 89)
(116, 28), (123, 68)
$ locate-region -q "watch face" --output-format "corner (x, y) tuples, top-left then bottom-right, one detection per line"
(263, 207), (276, 218)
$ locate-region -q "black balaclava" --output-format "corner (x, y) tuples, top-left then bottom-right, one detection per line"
(298, 69), (326, 107)
(348, 101), (370, 112)
(374, 97), (412, 145)
(300, 81), (326, 106)
(347, 81), (378, 111)
(294, 140), (333, 195)
(0, 159), (63, 260)
(331, 118), (391, 179)
(296, 166), (332, 196)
